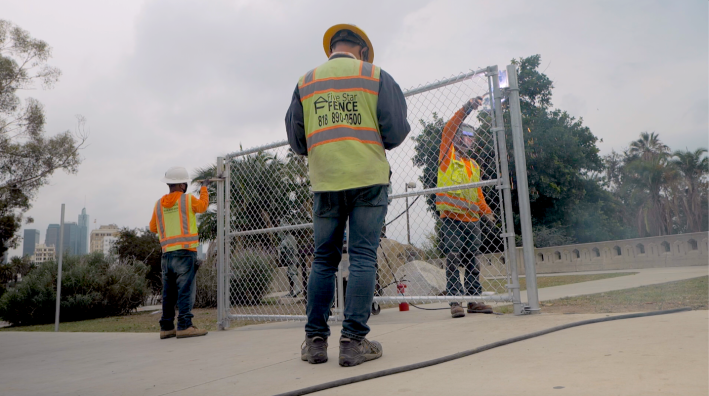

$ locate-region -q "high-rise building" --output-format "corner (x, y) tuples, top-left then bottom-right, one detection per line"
(90, 224), (120, 253)
(45, 222), (82, 256)
(22, 229), (40, 257)
(31, 244), (55, 264)
(45, 224), (60, 247)
(78, 208), (89, 255)
(56, 222), (81, 256)
(102, 236), (118, 256)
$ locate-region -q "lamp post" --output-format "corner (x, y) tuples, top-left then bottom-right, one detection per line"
(404, 182), (416, 245)
(55, 204), (65, 332)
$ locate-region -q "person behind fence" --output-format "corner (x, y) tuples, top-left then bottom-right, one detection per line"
(285, 24), (410, 367)
(149, 166), (210, 339)
(279, 231), (306, 298)
(437, 97), (496, 318)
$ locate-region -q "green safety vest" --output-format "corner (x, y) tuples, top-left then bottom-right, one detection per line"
(436, 146), (482, 218)
(155, 194), (200, 252)
(298, 57), (390, 191)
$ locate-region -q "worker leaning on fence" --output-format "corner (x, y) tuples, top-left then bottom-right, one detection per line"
(149, 167), (210, 339)
(437, 97), (496, 318)
(285, 24), (410, 367)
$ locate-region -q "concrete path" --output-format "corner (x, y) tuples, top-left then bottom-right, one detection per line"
(523, 265), (708, 302)
(0, 266), (707, 396)
(1, 310), (706, 396)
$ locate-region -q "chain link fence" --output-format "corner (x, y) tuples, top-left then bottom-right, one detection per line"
(215, 65), (535, 327)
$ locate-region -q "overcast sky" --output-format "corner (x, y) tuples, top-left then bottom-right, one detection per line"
(4, 0), (708, 257)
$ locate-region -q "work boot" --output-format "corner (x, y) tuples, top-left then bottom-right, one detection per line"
(176, 326), (208, 339)
(301, 336), (328, 364)
(339, 337), (383, 367)
(160, 329), (176, 339)
(467, 302), (494, 314)
(450, 302), (466, 318)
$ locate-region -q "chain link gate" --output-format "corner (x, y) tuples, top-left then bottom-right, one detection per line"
(215, 65), (539, 329)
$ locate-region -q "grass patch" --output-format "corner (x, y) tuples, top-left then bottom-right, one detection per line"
(521, 272), (637, 291)
(0, 272), (649, 330)
(0, 308), (255, 333)
(498, 276), (708, 314)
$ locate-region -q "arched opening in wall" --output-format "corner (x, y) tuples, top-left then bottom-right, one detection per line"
(536, 253), (544, 262)
(592, 247), (600, 258)
(554, 251), (561, 261)
(613, 246), (621, 256)
(661, 241), (671, 253)
(688, 239), (697, 251)
(636, 243), (645, 254)
(572, 249), (580, 259)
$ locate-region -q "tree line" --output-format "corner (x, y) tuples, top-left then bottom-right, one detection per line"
(413, 55), (707, 247)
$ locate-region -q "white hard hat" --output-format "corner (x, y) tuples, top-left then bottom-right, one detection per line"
(161, 167), (190, 184)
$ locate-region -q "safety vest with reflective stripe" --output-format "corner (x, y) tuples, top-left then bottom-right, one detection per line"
(298, 57), (390, 192)
(155, 194), (200, 252)
(436, 146), (482, 218)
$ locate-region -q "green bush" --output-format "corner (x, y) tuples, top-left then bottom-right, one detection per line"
(230, 249), (275, 306)
(194, 261), (217, 308)
(0, 253), (148, 326)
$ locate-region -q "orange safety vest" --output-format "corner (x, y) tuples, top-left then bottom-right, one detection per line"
(155, 194), (199, 252)
(436, 146), (483, 219)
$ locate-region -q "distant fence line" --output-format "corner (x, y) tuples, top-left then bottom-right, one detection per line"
(481, 231), (709, 275)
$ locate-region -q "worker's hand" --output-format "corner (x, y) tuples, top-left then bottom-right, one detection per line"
(483, 213), (496, 223)
(200, 179), (213, 188)
(469, 96), (483, 109)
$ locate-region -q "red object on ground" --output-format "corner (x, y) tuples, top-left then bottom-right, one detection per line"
(397, 282), (409, 311)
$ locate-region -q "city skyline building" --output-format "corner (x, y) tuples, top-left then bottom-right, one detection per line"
(22, 229), (40, 257)
(102, 235), (118, 257)
(45, 224), (60, 248)
(90, 224), (120, 253)
(31, 244), (55, 264)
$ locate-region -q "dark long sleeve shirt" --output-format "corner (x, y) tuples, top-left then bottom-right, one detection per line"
(285, 57), (410, 156)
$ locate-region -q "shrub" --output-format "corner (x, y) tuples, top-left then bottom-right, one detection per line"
(194, 260), (217, 308)
(113, 228), (162, 296)
(0, 253), (148, 326)
(230, 249), (275, 306)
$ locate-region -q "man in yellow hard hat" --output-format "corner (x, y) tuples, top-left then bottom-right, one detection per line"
(285, 24), (410, 367)
(149, 166), (210, 339)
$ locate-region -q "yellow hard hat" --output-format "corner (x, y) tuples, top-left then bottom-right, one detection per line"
(323, 24), (374, 63)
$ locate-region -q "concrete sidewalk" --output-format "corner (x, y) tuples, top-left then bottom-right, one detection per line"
(0, 266), (706, 396)
(524, 265), (708, 302)
(1, 310), (706, 396)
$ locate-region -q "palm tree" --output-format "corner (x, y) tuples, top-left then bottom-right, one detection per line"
(670, 148), (709, 232)
(628, 132), (669, 161)
(193, 149), (314, 263)
(625, 156), (674, 236)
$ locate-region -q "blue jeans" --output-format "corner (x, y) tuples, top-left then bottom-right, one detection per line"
(440, 218), (482, 301)
(305, 185), (388, 341)
(160, 250), (198, 331)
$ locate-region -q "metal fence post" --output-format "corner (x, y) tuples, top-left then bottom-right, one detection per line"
(489, 66), (524, 315)
(506, 64), (540, 314)
(224, 159), (232, 328)
(54, 204), (65, 332)
(216, 157), (226, 330)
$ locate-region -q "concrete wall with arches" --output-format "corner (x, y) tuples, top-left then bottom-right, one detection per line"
(480, 231), (708, 276)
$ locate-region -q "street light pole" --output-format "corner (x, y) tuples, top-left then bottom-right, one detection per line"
(55, 204), (65, 332)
